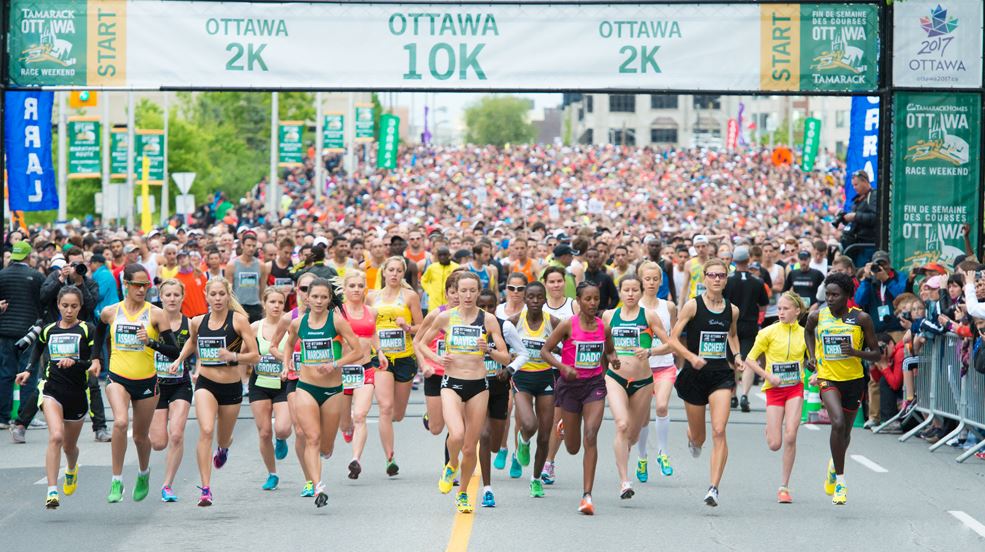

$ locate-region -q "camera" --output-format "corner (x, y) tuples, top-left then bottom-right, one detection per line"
(15, 319), (43, 351)
(871, 264), (883, 274)
(73, 262), (87, 276)
(834, 212), (847, 226)
(901, 311), (912, 321)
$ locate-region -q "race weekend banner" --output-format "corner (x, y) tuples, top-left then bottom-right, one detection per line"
(890, 92), (981, 271)
(7, 1), (879, 92)
(67, 116), (101, 179)
(893, 0), (984, 88)
(134, 129), (165, 184)
(3, 91), (59, 212)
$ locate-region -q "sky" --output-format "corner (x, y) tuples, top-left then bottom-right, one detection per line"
(390, 92), (563, 135)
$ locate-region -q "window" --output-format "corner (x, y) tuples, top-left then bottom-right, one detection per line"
(650, 128), (678, 143)
(693, 95), (721, 110)
(609, 94), (636, 113)
(586, 95), (594, 113)
(578, 107), (584, 121)
(835, 110), (847, 128)
(608, 128), (636, 146)
(650, 95), (678, 110)
(579, 128), (594, 145)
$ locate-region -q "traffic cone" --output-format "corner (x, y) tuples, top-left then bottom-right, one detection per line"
(802, 374), (822, 423)
(852, 408), (865, 428)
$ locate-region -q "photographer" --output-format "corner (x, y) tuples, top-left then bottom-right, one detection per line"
(0, 242), (45, 433)
(854, 251), (907, 336)
(838, 170), (879, 268)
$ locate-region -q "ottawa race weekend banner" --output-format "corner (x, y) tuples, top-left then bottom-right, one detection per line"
(890, 92), (981, 271)
(7, 1), (878, 92)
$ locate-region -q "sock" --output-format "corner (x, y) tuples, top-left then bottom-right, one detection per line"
(656, 415), (671, 456)
(637, 423), (649, 458)
(519, 434), (529, 446)
(836, 474), (845, 485)
(48, 485), (57, 494)
(483, 485), (492, 494)
(218, 447), (228, 454)
(112, 475), (123, 483)
(269, 472), (278, 478)
(137, 468), (149, 477)
(66, 465), (77, 473)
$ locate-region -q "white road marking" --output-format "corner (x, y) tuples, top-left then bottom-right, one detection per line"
(754, 392), (767, 402)
(803, 424), (820, 431)
(34, 467), (65, 485)
(949, 511), (985, 538)
(850, 454), (888, 473)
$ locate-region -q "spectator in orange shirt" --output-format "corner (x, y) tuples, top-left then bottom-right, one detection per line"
(175, 250), (208, 317)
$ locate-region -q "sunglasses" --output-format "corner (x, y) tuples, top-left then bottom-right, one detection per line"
(126, 281), (151, 289)
(298, 285), (310, 293)
(506, 285), (526, 292)
(705, 272), (728, 280)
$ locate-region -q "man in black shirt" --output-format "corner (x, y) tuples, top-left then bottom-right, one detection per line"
(583, 245), (619, 311)
(723, 246), (769, 412)
(783, 251), (826, 312)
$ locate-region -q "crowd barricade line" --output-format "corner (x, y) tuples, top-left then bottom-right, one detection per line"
(927, 333), (965, 453)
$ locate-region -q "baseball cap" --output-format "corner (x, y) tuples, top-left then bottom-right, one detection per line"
(124, 244), (137, 254)
(798, 250), (811, 260)
(921, 262), (947, 275)
(872, 250), (890, 264)
(553, 244), (580, 257)
(313, 236), (329, 248)
(733, 246), (750, 263)
(10, 241), (31, 261)
(924, 275), (943, 289)
(693, 235), (709, 245)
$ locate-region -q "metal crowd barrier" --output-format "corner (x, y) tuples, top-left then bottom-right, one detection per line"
(875, 332), (984, 463)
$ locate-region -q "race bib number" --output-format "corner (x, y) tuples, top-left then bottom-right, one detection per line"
(771, 361), (801, 387)
(698, 331), (728, 359)
(155, 351), (181, 379)
(574, 341), (604, 370)
(273, 277), (294, 288)
(821, 334), (851, 360)
(292, 352), (302, 372)
(485, 357), (500, 377)
(238, 271), (259, 289)
(198, 336), (226, 366)
(612, 327), (640, 357)
(378, 329), (406, 355)
(114, 323), (144, 352)
(436, 339), (446, 357)
(255, 355), (283, 378)
(448, 325), (482, 354)
(48, 334), (81, 360)
(342, 364), (365, 390)
(522, 338), (544, 361)
(301, 338), (333, 365)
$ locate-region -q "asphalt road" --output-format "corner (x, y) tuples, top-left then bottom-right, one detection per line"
(2, 387), (985, 551)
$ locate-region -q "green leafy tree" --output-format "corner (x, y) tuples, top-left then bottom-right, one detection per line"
(464, 96), (536, 146)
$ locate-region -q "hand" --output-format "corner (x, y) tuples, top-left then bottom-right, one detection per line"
(633, 348), (649, 360)
(609, 357), (621, 371)
(169, 360), (182, 374)
(318, 362), (337, 375)
(421, 363), (435, 378)
(60, 266), (73, 282)
(735, 360), (745, 372)
(496, 368), (509, 382)
(440, 354), (452, 369)
(767, 374), (781, 387)
(87, 361), (101, 377)
(14, 371), (30, 386)
(395, 317), (410, 331)
(191, 371), (199, 384)
(476, 339), (489, 353)
(561, 365), (578, 382)
(378, 353), (389, 371)
(839, 342), (856, 357)
(843, 212), (856, 222)
(808, 373), (819, 387)
(136, 327), (149, 344)
(217, 348), (237, 363)
(862, 263), (872, 279)
(690, 355), (707, 370)
(961, 223), (970, 237)
(57, 358), (77, 368)
(938, 314), (951, 327)
(899, 317), (912, 330)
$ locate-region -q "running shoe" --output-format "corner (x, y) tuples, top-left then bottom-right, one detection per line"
(94, 429), (111, 442)
(348, 460), (362, 480)
(704, 486), (719, 507)
(262, 474), (279, 491)
(314, 482), (328, 508)
(481, 489), (496, 508)
(529, 479), (545, 498)
(739, 395), (750, 413)
(213, 447), (229, 469)
(636, 457), (649, 483)
(197, 486), (213, 507)
(107, 480), (124, 503)
(578, 493), (594, 515)
(540, 462), (556, 485)
(133, 472), (150, 502)
(556, 419), (565, 438)
(438, 463), (456, 494)
(45, 490), (59, 510)
(10, 424), (25, 444)
(509, 453), (522, 479)
(274, 438), (288, 460)
(300, 481), (315, 497)
(688, 439), (702, 459)
(824, 459), (837, 496)
(657, 454), (674, 476)
(620, 481), (635, 500)
(832, 483), (847, 505)
(386, 456), (400, 477)
(494, 447), (508, 470)
(342, 429), (353, 444)
(63, 467), (78, 496)
(777, 487), (792, 504)
(422, 413), (430, 431)
(730, 396), (738, 409)
(456, 492), (473, 513)
(161, 485), (178, 502)
(517, 439), (531, 466)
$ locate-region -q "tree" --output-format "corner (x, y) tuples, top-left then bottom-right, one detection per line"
(464, 95), (536, 146)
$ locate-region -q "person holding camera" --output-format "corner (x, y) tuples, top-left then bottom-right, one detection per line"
(0, 242), (45, 436)
(854, 251), (907, 336)
(837, 170), (879, 268)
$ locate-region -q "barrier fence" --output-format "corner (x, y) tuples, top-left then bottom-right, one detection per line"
(874, 332), (983, 463)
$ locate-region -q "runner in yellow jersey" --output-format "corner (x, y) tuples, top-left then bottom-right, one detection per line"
(684, 235), (712, 299)
(804, 272), (880, 506)
(742, 292), (808, 503)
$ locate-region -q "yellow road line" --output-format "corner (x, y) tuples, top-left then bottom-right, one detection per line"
(445, 466), (481, 552)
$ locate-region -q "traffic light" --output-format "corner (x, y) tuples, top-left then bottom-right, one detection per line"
(68, 91), (98, 108)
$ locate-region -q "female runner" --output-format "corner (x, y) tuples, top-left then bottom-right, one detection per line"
(540, 266), (578, 485)
(250, 288), (292, 491)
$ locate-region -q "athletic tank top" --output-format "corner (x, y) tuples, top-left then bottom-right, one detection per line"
(673, 266), (688, 303)
(445, 307), (486, 357)
(343, 304), (375, 339)
(561, 316), (605, 378)
(484, 317), (507, 378)
(815, 306), (865, 382)
(424, 305), (449, 377)
(254, 318), (288, 388)
(406, 249), (427, 265)
(610, 307), (654, 357)
(287, 307), (303, 381)
(198, 311), (242, 367)
(110, 302), (158, 379)
(269, 260), (294, 289)
(511, 258), (535, 284)
(687, 261), (705, 299)
(685, 295), (732, 371)
(160, 264), (179, 280)
(299, 311), (342, 368)
(517, 311), (553, 372)
(156, 316), (192, 384)
(373, 290), (414, 358)
(468, 263), (492, 290)
(232, 257), (261, 306)
(642, 298), (674, 368)
(544, 296), (575, 319)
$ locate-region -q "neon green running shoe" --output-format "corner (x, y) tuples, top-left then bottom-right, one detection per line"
(133, 472), (150, 502)
(107, 480), (124, 503)
(636, 458), (649, 483)
(517, 439), (531, 466)
(529, 478), (545, 498)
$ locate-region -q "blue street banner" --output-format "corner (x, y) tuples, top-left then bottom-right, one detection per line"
(3, 91), (59, 212)
(843, 96), (879, 210)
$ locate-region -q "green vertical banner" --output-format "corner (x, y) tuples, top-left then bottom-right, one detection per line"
(801, 117), (821, 171)
(891, 92), (981, 271)
(376, 114), (400, 170)
(355, 105), (375, 142)
(323, 113), (344, 152)
(133, 130), (165, 184)
(278, 121), (304, 167)
(67, 116), (101, 179)
(110, 128), (129, 179)
(800, 4), (879, 92)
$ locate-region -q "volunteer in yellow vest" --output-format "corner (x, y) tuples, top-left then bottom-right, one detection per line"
(95, 264), (178, 504)
(741, 292), (808, 504)
(420, 247), (459, 309)
(804, 272), (880, 506)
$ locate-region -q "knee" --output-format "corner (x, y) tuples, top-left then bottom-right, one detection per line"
(766, 436), (781, 452)
(132, 432), (150, 447)
(783, 432), (797, 449)
(584, 428), (599, 448)
(351, 411), (367, 426)
(151, 436), (167, 451)
(305, 432), (321, 447)
(257, 426), (273, 441)
(169, 431), (185, 449)
(199, 425), (215, 442)
(711, 425), (727, 442)
(378, 403), (394, 418)
(49, 431), (65, 448)
(112, 418), (129, 433)
(614, 418), (630, 435)
(462, 441), (477, 457)
(655, 403), (669, 417)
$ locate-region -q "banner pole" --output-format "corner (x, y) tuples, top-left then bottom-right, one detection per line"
(57, 91), (67, 221)
(315, 91), (323, 200)
(345, 92), (354, 174)
(101, 93), (110, 226)
(268, 92), (278, 220)
(126, 92), (135, 230)
(877, 0), (893, 251)
(162, 92), (169, 225)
